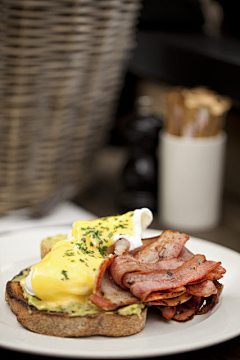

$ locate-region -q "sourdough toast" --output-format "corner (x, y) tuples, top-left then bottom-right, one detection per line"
(5, 279), (147, 337)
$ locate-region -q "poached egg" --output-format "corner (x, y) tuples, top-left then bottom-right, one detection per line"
(23, 208), (152, 309)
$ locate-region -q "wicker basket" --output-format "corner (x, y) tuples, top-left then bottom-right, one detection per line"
(0, 0), (141, 215)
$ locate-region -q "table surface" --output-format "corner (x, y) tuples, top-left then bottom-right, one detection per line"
(1, 145), (240, 359)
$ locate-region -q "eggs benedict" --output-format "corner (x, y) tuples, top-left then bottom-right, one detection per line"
(5, 208), (152, 336)
(5, 208), (225, 337)
(22, 208), (152, 311)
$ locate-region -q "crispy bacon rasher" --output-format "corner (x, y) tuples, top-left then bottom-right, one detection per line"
(90, 230), (226, 322)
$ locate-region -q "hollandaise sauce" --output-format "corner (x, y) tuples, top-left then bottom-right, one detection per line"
(22, 208), (152, 312)
(72, 210), (136, 253)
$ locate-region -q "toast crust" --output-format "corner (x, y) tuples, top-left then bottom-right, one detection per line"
(40, 241), (51, 259)
(5, 281), (147, 337)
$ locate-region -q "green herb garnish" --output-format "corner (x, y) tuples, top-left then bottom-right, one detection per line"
(61, 270), (69, 280)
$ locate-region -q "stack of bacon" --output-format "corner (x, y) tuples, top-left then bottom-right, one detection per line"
(90, 231), (226, 322)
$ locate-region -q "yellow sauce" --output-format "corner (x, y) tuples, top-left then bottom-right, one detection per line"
(28, 211), (136, 308)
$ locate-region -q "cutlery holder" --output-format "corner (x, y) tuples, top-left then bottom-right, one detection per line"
(159, 131), (227, 231)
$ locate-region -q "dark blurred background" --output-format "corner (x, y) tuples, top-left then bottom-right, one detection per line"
(74, 0), (240, 251)
(0, 0), (239, 251)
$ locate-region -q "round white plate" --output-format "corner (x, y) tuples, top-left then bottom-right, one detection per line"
(0, 226), (240, 358)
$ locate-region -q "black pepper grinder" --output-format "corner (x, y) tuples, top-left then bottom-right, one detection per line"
(119, 95), (163, 213)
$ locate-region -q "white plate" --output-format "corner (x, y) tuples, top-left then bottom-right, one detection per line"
(0, 226), (240, 358)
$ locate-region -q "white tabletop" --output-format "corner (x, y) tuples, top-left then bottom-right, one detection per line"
(0, 201), (96, 234)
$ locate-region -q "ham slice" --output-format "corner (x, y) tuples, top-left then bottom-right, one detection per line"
(122, 255), (221, 300)
(161, 306), (176, 320)
(172, 296), (204, 322)
(197, 281), (223, 315)
(159, 296), (204, 322)
(109, 254), (150, 288)
(129, 235), (161, 256)
(206, 265), (226, 281)
(186, 280), (217, 297)
(90, 256), (139, 310)
(178, 246), (194, 261)
(145, 289), (186, 302)
(110, 253), (184, 288)
(147, 292), (192, 307)
(90, 271), (139, 310)
(134, 230), (189, 263)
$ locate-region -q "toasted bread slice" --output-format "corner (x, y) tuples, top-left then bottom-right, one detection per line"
(5, 280), (147, 337)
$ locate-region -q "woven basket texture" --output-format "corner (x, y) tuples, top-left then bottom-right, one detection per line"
(0, 0), (140, 215)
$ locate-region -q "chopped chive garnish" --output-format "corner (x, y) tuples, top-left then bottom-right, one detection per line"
(61, 270), (69, 280)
